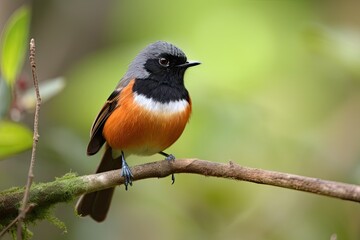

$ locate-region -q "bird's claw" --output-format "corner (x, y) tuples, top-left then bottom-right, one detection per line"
(165, 154), (175, 161)
(121, 153), (133, 190)
(159, 151), (176, 184)
(164, 154), (175, 184)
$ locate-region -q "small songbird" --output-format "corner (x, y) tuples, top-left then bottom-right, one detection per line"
(76, 41), (200, 222)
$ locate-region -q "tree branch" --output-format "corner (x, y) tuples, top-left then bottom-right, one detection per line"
(15, 38), (41, 239)
(0, 158), (359, 229)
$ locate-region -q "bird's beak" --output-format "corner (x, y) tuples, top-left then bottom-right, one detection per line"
(177, 61), (201, 68)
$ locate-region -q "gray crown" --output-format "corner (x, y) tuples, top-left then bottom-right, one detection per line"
(122, 41), (186, 81)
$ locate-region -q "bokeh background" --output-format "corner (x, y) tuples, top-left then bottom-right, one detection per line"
(1, 0), (360, 239)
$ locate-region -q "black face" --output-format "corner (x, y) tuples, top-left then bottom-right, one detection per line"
(133, 53), (191, 103)
(144, 53), (188, 78)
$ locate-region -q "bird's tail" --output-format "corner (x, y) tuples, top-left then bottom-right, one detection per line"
(75, 144), (122, 222)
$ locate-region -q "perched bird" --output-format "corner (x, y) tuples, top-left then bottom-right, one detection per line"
(76, 41), (200, 222)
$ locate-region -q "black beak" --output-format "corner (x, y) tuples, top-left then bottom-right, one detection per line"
(177, 61), (201, 68)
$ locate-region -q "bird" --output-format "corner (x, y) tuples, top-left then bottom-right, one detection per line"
(75, 41), (200, 222)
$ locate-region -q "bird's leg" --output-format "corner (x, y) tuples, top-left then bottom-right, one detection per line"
(120, 151), (133, 190)
(159, 151), (175, 184)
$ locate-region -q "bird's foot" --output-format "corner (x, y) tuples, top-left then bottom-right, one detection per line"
(121, 152), (133, 190)
(159, 151), (176, 184)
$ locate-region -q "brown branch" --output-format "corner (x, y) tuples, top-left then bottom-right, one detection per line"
(0, 158), (359, 229)
(16, 38), (41, 239)
(0, 204), (35, 238)
(131, 159), (360, 202)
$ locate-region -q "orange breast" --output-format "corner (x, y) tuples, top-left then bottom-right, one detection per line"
(103, 80), (191, 155)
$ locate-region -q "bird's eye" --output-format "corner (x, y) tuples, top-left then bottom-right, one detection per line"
(159, 57), (170, 67)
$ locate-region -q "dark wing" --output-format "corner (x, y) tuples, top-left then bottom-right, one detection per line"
(86, 89), (121, 155)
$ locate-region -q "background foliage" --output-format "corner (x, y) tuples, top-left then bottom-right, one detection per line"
(1, 1), (360, 239)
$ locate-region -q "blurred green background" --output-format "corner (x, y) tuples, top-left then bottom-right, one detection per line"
(1, 0), (360, 239)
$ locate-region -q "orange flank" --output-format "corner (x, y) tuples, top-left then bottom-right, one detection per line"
(103, 80), (192, 155)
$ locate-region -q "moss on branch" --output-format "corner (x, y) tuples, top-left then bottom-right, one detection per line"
(1, 158), (360, 232)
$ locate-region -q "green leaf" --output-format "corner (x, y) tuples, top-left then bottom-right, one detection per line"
(0, 121), (32, 159)
(0, 6), (30, 86)
(18, 77), (66, 111)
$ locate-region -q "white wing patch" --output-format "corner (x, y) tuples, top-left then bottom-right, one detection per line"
(133, 93), (188, 115)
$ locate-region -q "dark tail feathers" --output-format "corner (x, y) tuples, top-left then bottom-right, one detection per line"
(76, 145), (122, 222)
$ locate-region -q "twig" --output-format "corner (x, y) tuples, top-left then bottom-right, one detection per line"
(15, 38), (41, 239)
(0, 158), (359, 226)
(0, 204), (35, 238)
